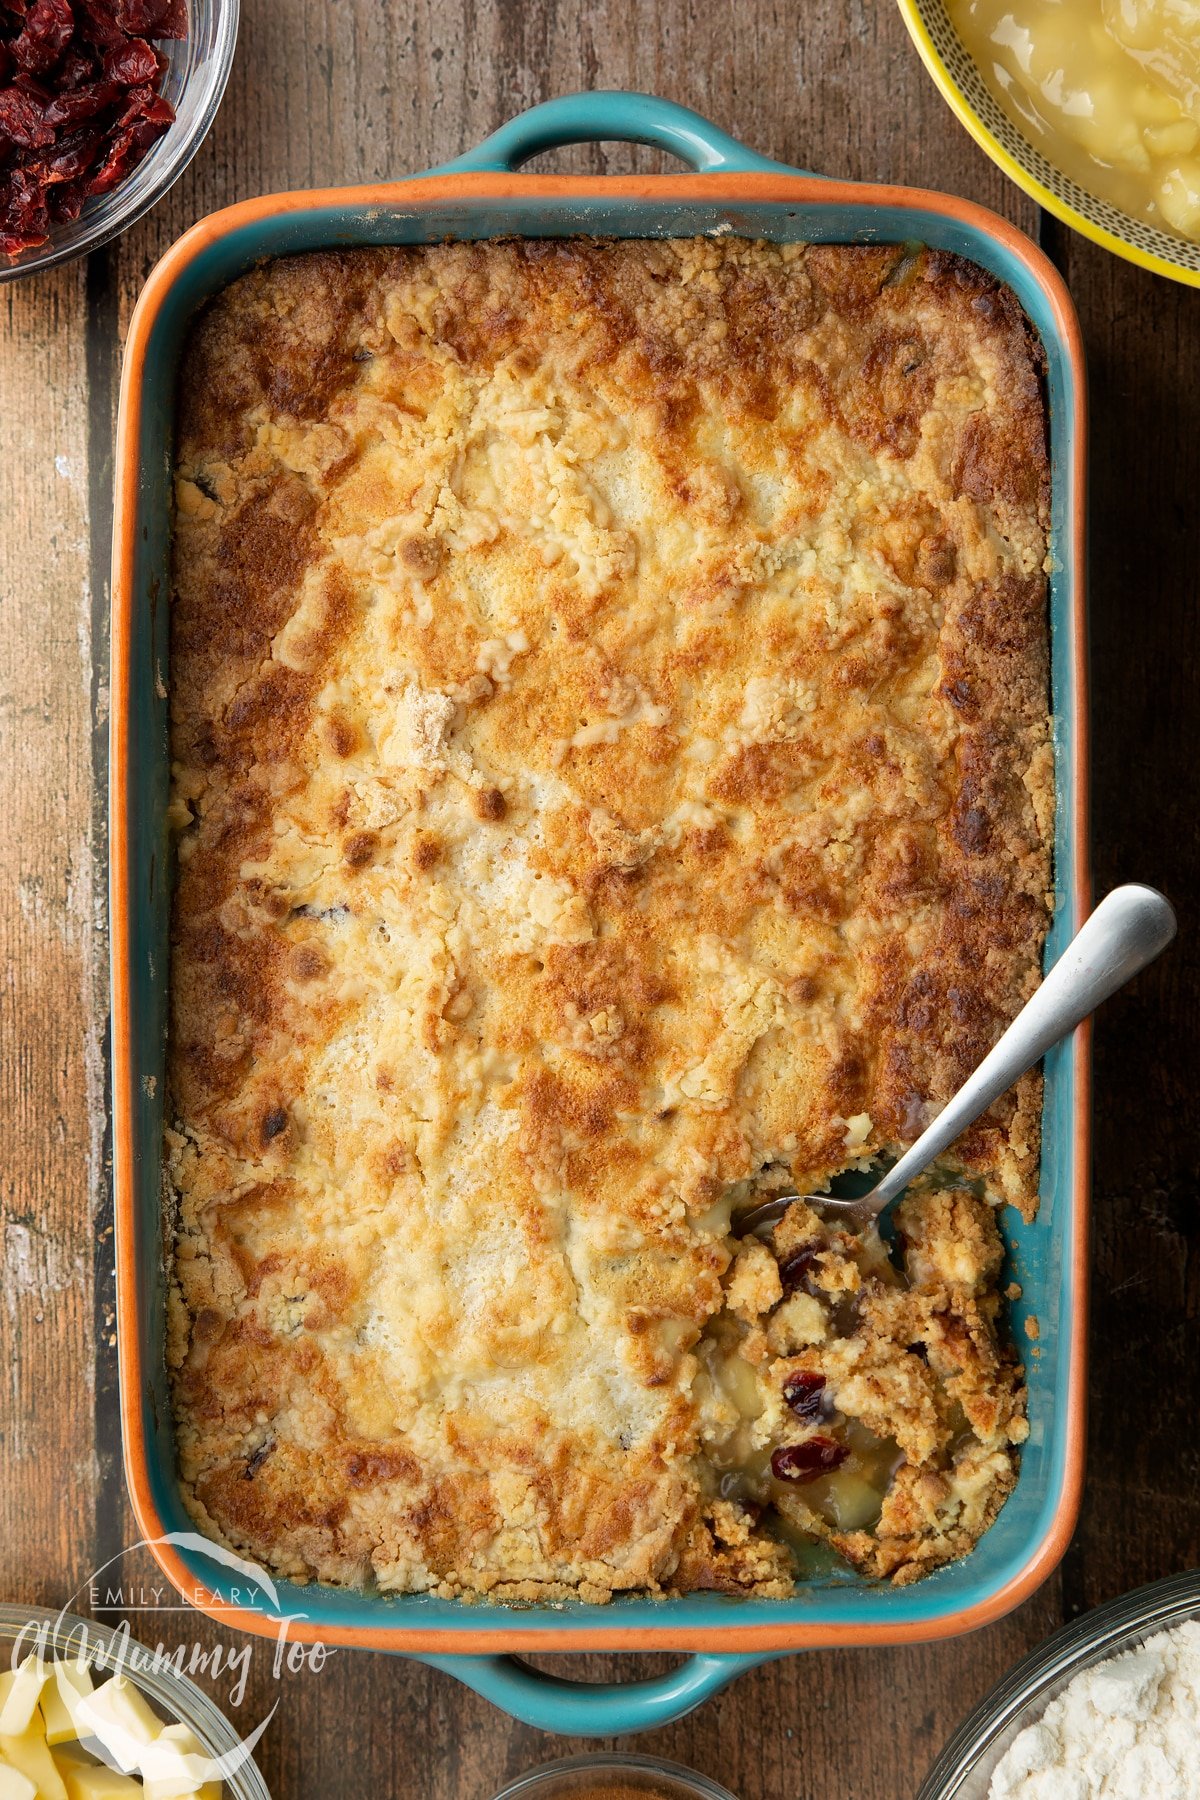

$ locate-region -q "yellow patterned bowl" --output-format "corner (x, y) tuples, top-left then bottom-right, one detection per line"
(896, 0), (1200, 287)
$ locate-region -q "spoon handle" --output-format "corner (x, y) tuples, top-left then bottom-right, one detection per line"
(868, 884), (1177, 1214)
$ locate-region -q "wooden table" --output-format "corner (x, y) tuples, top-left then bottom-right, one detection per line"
(1, 2), (1197, 1794)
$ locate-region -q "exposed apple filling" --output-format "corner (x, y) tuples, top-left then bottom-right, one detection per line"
(697, 1186), (1029, 1585)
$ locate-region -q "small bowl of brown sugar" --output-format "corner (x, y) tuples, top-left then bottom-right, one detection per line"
(489, 1753), (739, 1800)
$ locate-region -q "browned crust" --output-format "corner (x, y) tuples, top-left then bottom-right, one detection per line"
(166, 238), (1051, 1599)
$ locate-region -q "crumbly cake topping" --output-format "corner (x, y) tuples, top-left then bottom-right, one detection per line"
(166, 238), (1051, 1599)
(754, 1189), (1028, 1585)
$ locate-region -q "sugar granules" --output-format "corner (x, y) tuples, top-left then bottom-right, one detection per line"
(989, 1619), (1200, 1800)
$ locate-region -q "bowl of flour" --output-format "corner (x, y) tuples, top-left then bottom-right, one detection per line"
(917, 1571), (1200, 1800)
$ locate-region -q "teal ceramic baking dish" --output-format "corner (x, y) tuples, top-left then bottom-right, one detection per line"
(111, 91), (1090, 1737)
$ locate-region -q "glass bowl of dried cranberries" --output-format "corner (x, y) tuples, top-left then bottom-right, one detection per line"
(0, 0), (238, 280)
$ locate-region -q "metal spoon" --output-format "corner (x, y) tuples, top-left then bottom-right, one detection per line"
(736, 883), (1177, 1236)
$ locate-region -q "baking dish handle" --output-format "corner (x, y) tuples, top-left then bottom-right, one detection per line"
(428, 91), (810, 176)
(416, 1650), (776, 1735)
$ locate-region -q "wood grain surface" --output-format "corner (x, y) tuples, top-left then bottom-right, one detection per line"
(1, 3), (1197, 1796)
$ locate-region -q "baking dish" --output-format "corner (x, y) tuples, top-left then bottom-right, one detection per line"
(111, 90), (1090, 1736)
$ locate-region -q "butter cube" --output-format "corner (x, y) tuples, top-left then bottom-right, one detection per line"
(51, 1669), (93, 1722)
(50, 1754), (141, 1800)
(138, 1723), (213, 1800)
(39, 1664), (93, 1750)
(35, 1688), (75, 1754)
(0, 1765), (36, 1800)
(0, 1661), (48, 1738)
(0, 1718), (67, 1800)
(155, 1727), (201, 1755)
(73, 1681), (161, 1773)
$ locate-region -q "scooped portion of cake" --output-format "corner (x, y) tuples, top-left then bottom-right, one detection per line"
(693, 1186), (1028, 1590)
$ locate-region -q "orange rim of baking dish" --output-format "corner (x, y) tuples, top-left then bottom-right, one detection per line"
(112, 167), (1091, 1654)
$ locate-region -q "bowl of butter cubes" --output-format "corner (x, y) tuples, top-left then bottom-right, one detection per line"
(0, 1603), (270, 1800)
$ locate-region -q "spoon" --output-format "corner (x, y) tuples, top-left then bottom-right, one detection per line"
(735, 883), (1177, 1236)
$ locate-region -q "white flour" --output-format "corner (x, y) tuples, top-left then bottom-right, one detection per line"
(989, 1619), (1200, 1800)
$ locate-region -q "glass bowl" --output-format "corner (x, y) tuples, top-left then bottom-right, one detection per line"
(0, 1601), (270, 1798)
(917, 1569), (1200, 1799)
(490, 1753), (739, 1800)
(0, 0), (239, 284)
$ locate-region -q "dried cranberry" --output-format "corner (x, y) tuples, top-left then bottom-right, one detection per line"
(144, 92), (172, 129)
(72, 1), (126, 49)
(84, 87), (171, 188)
(0, 161), (49, 250)
(777, 1242), (823, 1295)
(83, 130), (138, 193)
(45, 125), (100, 182)
(104, 35), (160, 85)
(57, 44), (98, 88)
(0, 81), (52, 146)
(116, 0), (184, 37)
(116, 82), (172, 128)
(783, 1371), (828, 1422)
(44, 78), (119, 126)
(10, 0), (72, 76)
(242, 1437), (274, 1479)
(48, 178), (83, 220)
(771, 1436), (849, 1483)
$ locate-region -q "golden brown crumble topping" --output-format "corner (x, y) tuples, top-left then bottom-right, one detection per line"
(166, 237), (1050, 1599)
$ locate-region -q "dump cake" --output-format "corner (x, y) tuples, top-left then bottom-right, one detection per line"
(166, 238), (1051, 1598)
